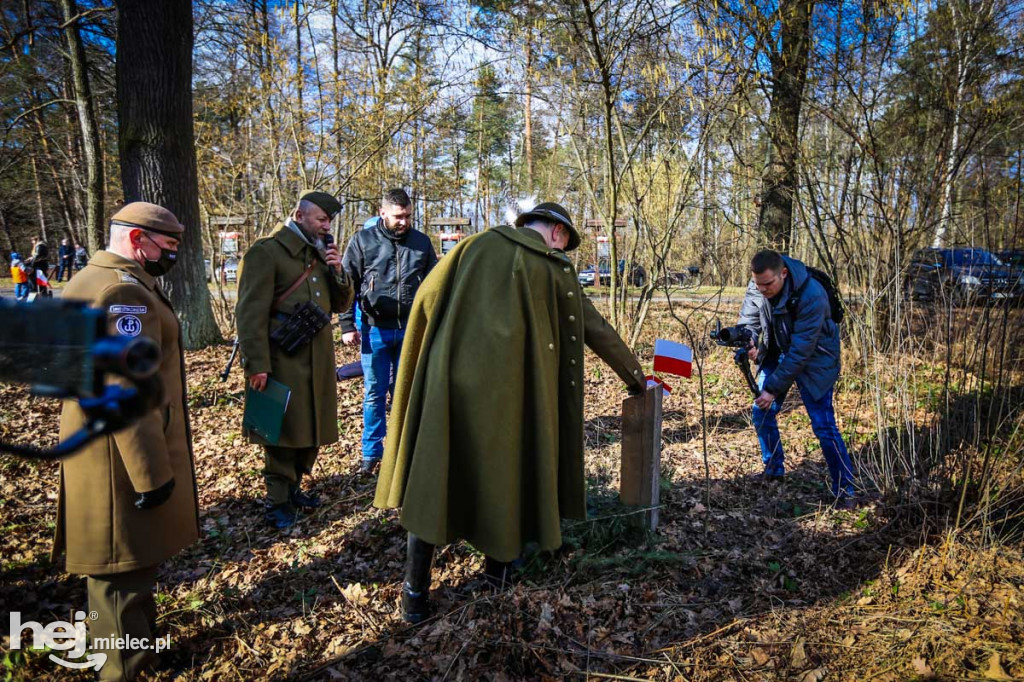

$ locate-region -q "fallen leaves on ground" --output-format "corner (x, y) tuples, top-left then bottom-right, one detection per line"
(1, 309), (1022, 681)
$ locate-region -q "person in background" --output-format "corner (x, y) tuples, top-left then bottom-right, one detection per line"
(10, 252), (29, 300)
(26, 237), (49, 293)
(74, 242), (88, 270)
(340, 188), (437, 474)
(57, 237), (73, 281)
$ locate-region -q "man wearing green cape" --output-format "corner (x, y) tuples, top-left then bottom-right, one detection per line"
(374, 202), (647, 622)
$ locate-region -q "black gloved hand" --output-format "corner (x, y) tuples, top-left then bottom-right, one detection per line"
(135, 478), (175, 510)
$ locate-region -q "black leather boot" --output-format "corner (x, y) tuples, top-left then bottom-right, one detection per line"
(401, 533), (435, 624)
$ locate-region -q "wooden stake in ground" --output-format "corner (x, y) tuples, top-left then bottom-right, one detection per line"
(620, 386), (663, 530)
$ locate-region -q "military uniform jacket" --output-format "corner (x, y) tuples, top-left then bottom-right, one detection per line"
(374, 225), (646, 562)
(54, 251), (199, 575)
(236, 223), (354, 448)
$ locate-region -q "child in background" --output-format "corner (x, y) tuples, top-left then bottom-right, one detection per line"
(10, 252), (29, 300)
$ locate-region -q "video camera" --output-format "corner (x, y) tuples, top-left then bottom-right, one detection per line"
(710, 324), (754, 349)
(710, 321), (759, 397)
(0, 298), (162, 459)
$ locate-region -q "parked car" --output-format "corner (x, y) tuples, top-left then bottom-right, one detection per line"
(904, 247), (1023, 304)
(665, 265), (701, 287)
(221, 257), (239, 283)
(578, 267), (596, 287)
(595, 260), (646, 287)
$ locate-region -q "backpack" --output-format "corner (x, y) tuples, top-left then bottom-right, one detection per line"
(788, 266), (845, 324)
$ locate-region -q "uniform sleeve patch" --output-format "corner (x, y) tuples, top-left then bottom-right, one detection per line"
(109, 305), (147, 315)
(115, 315), (143, 337)
(118, 270), (140, 284)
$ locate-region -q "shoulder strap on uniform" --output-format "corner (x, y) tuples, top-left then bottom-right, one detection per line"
(272, 262), (315, 312)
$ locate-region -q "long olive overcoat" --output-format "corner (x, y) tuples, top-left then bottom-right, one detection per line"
(54, 251), (199, 575)
(236, 223), (354, 448)
(374, 226), (646, 561)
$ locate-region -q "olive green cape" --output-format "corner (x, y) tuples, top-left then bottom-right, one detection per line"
(375, 226), (644, 561)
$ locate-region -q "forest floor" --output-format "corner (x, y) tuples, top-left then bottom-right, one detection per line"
(1, 305), (1022, 681)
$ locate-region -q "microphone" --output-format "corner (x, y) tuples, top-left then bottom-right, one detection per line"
(323, 233), (340, 276)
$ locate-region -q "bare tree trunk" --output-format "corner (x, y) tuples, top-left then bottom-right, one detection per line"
(474, 105), (484, 230)
(523, 41), (534, 193)
(60, 0), (105, 255)
(932, 0), (993, 247)
(0, 206), (14, 251)
(293, 0), (304, 168)
(933, 88), (963, 248)
(254, 0), (284, 220)
(41, 95), (79, 245)
(758, 0), (814, 251)
(30, 155), (48, 242)
(117, 0), (222, 348)
(331, 0), (344, 178)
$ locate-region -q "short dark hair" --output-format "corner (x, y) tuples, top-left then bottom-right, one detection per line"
(382, 188), (411, 209)
(751, 249), (785, 274)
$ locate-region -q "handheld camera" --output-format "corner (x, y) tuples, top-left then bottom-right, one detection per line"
(0, 298), (162, 458)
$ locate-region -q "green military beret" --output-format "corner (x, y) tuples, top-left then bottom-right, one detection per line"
(300, 190), (341, 219)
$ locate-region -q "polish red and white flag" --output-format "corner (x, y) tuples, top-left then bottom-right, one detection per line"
(645, 374), (672, 397)
(653, 339), (693, 378)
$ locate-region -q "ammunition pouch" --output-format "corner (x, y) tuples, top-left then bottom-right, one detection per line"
(270, 301), (331, 355)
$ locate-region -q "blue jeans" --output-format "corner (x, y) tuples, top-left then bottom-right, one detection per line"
(752, 359), (855, 497)
(360, 324), (405, 463)
(14, 283), (28, 300)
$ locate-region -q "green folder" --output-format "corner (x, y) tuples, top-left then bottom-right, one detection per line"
(243, 378), (291, 445)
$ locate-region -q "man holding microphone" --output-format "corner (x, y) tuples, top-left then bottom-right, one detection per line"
(236, 190), (354, 528)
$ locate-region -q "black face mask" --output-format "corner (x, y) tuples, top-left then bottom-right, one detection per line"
(142, 233), (178, 277)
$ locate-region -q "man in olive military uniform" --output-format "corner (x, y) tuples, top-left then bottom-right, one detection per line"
(236, 190), (354, 528)
(55, 202), (199, 681)
(374, 202), (647, 623)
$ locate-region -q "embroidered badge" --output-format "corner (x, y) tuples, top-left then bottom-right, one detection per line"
(109, 305), (147, 315)
(118, 271), (140, 284)
(115, 315), (143, 337)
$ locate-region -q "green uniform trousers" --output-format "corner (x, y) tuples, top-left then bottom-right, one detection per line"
(263, 445), (318, 504)
(87, 565), (160, 681)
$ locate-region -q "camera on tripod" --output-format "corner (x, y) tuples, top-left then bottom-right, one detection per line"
(710, 320), (759, 397)
(710, 324), (754, 349)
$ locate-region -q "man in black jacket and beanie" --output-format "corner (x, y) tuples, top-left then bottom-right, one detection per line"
(340, 188), (438, 473)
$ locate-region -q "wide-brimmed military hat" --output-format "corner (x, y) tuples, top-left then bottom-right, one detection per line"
(110, 202), (184, 237)
(299, 190), (341, 219)
(514, 202), (580, 251)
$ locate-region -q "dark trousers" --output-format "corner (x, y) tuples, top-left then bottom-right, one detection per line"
(87, 565), (160, 682)
(57, 260), (72, 281)
(263, 445), (318, 505)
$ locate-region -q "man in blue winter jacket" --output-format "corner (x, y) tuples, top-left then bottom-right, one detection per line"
(735, 249), (856, 507)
